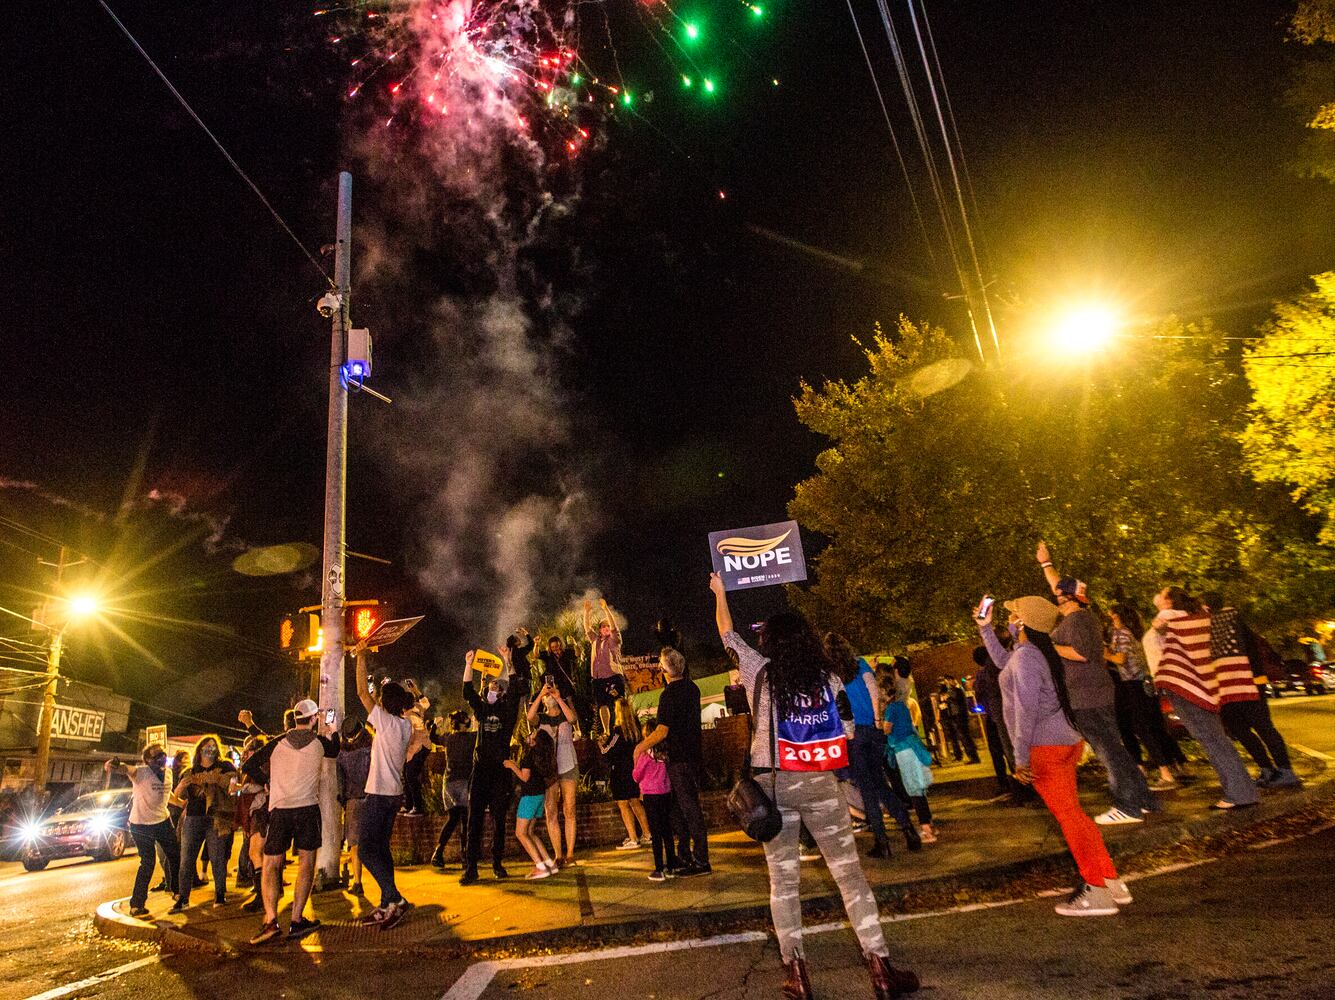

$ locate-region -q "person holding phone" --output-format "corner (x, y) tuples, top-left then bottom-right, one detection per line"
(979, 595), (1129, 917)
(241, 699), (340, 944)
(528, 674), (580, 866)
(349, 642), (415, 929)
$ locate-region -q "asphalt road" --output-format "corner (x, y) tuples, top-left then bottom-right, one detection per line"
(3, 694), (1331, 1000)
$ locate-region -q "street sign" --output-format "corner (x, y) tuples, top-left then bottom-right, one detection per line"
(363, 615), (424, 649)
(472, 649), (504, 678)
(43, 704), (106, 742)
(145, 724), (167, 749)
(709, 519), (808, 592)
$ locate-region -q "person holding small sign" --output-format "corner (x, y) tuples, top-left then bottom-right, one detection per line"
(709, 573), (920, 1000)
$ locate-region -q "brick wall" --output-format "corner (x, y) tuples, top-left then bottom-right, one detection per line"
(388, 789), (736, 864)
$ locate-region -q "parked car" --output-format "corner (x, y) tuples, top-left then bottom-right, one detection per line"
(1270, 659), (1331, 697)
(17, 787), (133, 871)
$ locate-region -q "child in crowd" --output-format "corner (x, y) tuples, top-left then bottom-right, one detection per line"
(883, 685), (937, 843)
(600, 698), (651, 849)
(632, 720), (675, 881)
(506, 729), (560, 880)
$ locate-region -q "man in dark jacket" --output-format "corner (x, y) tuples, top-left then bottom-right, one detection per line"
(460, 651), (522, 885)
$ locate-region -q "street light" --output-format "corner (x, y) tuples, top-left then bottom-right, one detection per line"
(34, 589), (103, 788)
(1050, 302), (1120, 354)
(65, 593), (101, 620)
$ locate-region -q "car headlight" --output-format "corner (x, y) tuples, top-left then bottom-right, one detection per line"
(86, 815), (112, 837)
(19, 821), (43, 843)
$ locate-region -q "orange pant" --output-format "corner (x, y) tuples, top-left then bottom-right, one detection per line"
(1030, 742), (1118, 887)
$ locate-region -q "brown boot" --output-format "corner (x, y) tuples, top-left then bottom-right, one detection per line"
(865, 952), (920, 999)
(782, 957), (814, 999)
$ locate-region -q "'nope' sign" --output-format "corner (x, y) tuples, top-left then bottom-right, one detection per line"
(709, 519), (808, 592)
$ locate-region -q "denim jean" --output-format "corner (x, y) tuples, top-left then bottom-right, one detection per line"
(129, 819), (179, 909)
(1169, 694), (1260, 805)
(1072, 705), (1156, 814)
(848, 725), (911, 838)
(357, 793), (403, 907)
(178, 815), (232, 905)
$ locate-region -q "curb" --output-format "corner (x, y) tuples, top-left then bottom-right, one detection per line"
(95, 900), (235, 956)
(93, 751), (1334, 959)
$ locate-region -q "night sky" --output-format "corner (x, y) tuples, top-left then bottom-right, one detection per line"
(5, 1), (1335, 732)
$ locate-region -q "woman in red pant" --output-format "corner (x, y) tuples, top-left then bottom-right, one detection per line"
(978, 595), (1131, 917)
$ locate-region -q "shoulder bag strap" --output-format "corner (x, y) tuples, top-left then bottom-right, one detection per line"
(743, 667), (765, 779)
(768, 669), (778, 795)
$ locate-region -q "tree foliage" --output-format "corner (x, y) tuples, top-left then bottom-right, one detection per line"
(1242, 272), (1335, 547)
(788, 317), (1334, 650)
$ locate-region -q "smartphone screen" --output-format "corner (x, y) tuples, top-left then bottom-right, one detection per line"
(324, 709), (336, 726)
(975, 596), (995, 620)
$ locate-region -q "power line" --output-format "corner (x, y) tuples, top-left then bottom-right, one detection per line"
(843, 0), (941, 281)
(93, 0), (334, 288)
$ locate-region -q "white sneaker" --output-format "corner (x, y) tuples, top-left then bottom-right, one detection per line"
(1095, 807), (1144, 826)
(1054, 881), (1119, 917)
(615, 838), (640, 851)
(1106, 878), (1133, 905)
(638, 836), (652, 847)
(526, 866), (553, 880)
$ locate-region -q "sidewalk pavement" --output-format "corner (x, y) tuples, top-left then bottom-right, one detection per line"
(95, 749), (1331, 958)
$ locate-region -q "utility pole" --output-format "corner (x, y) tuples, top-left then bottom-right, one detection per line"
(315, 171), (353, 886)
(32, 546), (70, 789)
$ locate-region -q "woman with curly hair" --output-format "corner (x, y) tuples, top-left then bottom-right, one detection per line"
(711, 574), (919, 1000)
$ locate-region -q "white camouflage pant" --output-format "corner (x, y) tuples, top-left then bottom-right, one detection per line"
(762, 770), (889, 962)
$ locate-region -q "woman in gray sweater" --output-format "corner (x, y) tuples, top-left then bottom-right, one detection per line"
(978, 595), (1130, 918)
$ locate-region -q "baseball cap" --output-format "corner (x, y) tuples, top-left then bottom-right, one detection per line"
(1003, 596), (1061, 634)
(292, 698), (320, 721)
(1055, 576), (1089, 605)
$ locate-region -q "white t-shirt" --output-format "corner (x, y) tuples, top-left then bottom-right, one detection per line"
(269, 733), (330, 810)
(129, 765), (169, 825)
(366, 704), (413, 797)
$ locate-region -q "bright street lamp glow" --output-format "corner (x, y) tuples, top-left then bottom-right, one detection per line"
(1052, 303), (1119, 354)
(66, 593), (101, 619)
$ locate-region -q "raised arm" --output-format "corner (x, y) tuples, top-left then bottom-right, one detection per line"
(462, 650), (484, 712)
(710, 572), (733, 638)
(1035, 540), (1061, 596)
(600, 597), (620, 640)
(555, 689), (577, 724)
(354, 642), (376, 714)
(582, 600), (594, 640)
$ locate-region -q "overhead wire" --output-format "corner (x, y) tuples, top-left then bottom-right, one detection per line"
(874, 0), (983, 363)
(842, 0), (941, 280)
(904, 0), (999, 360)
(93, 0), (334, 288)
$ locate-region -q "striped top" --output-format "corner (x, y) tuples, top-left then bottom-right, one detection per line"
(1153, 611), (1220, 711)
(1152, 609), (1258, 710)
(1208, 607), (1261, 705)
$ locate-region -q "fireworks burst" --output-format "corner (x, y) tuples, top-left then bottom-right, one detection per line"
(323, 0), (777, 164)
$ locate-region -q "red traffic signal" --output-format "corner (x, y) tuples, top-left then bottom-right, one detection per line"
(345, 600), (385, 644)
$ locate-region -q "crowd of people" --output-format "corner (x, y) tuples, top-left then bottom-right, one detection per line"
(94, 555), (1313, 998)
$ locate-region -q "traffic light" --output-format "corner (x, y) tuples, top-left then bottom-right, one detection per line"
(280, 612), (319, 654)
(344, 600), (385, 645)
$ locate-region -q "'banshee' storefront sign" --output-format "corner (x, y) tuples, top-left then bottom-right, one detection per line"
(709, 520), (808, 592)
(41, 704), (106, 743)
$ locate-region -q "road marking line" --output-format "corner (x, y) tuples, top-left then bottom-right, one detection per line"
(22, 956), (160, 1000)
(439, 825), (1335, 1000)
(1288, 743), (1333, 762)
